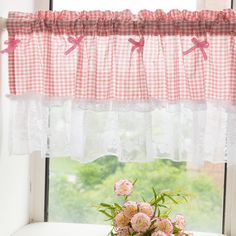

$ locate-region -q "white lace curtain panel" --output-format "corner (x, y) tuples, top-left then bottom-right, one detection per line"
(2, 10), (236, 167)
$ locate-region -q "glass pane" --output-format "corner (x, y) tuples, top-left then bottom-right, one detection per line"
(197, 0), (231, 10)
(53, 0), (197, 12)
(49, 0), (229, 233)
(53, 0), (231, 13)
(48, 156), (225, 233)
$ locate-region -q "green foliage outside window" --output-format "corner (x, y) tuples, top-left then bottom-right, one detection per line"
(49, 156), (223, 233)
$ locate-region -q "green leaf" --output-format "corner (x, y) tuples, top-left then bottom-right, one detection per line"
(172, 225), (182, 234)
(163, 194), (178, 204)
(100, 203), (116, 209)
(114, 203), (122, 210)
(99, 210), (113, 219)
(124, 195), (129, 201)
(132, 178), (138, 186)
(157, 204), (168, 208)
(161, 195), (165, 203)
(152, 187), (157, 199)
(107, 228), (115, 236)
(150, 195), (162, 206)
(141, 196), (146, 202)
(157, 207), (160, 217)
(161, 208), (172, 218)
(182, 195), (189, 202)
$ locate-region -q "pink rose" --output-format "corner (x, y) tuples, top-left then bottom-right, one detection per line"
(114, 212), (130, 228)
(123, 201), (138, 219)
(117, 226), (132, 236)
(114, 179), (133, 196)
(175, 214), (185, 230)
(154, 218), (173, 235)
(151, 231), (168, 236)
(138, 202), (154, 218)
(131, 213), (151, 233)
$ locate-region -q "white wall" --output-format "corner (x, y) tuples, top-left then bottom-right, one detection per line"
(0, 0), (48, 235)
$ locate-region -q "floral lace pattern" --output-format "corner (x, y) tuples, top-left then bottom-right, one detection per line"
(9, 95), (231, 168)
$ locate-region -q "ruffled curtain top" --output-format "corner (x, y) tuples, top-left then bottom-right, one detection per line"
(7, 9), (236, 36)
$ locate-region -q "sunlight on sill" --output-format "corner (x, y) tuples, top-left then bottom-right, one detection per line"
(12, 223), (226, 236)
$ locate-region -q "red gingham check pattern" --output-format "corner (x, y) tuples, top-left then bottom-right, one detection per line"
(6, 10), (236, 102)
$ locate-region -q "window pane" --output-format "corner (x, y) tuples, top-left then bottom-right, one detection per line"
(49, 0), (229, 233)
(197, 0), (231, 10)
(53, 0), (231, 12)
(48, 157), (225, 233)
(53, 0), (197, 12)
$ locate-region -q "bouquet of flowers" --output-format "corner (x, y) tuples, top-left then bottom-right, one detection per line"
(97, 179), (192, 236)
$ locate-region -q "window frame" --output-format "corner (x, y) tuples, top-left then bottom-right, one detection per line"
(28, 1), (235, 235)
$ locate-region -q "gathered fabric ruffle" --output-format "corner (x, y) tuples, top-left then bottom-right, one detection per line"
(6, 33), (236, 103)
(7, 9), (236, 36)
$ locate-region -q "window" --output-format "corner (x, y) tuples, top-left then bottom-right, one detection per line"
(53, 0), (232, 12)
(48, 157), (226, 233)
(46, 0), (232, 235)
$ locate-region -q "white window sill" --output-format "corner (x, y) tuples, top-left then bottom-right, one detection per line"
(11, 223), (226, 236)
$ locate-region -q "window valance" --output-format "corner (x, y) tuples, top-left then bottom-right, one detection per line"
(3, 10), (236, 167)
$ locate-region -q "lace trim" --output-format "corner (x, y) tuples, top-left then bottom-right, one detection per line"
(7, 94), (236, 112)
(8, 94), (231, 167)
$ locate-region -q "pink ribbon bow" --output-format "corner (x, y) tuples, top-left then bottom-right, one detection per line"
(183, 37), (209, 61)
(64, 36), (84, 55)
(128, 37), (145, 53)
(0, 39), (21, 54)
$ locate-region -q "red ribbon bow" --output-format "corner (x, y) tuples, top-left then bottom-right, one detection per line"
(0, 39), (21, 54)
(183, 37), (209, 61)
(128, 37), (145, 53)
(64, 36), (84, 55)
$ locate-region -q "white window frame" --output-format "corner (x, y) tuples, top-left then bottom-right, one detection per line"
(29, 1), (236, 236)
(28, 0), (50, 224)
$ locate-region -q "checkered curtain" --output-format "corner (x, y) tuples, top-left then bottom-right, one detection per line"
(6, 10), (236, 101)
(5, 10), (236, 166)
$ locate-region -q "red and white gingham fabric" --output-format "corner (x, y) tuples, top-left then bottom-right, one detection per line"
(6, 10), (236, 103)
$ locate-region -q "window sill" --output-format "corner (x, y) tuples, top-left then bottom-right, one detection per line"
(12, 223), (226, 236)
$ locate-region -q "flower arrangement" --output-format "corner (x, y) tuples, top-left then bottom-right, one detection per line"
(97, 179), (192, 236)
